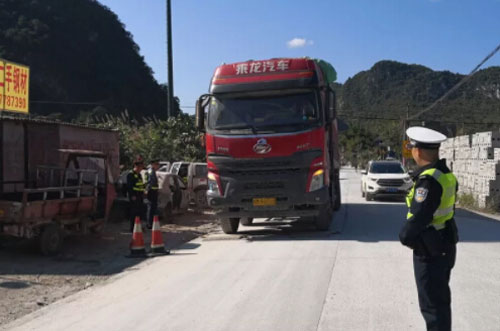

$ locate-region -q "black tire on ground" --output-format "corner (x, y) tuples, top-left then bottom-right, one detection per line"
(315, 203), (333, 231)
(163, 203), (173, 223)
(240, 218), (253, 226)
(39, 224), (63, 256)
(365, 193), (373, 201)
(221, 218), (240, 234)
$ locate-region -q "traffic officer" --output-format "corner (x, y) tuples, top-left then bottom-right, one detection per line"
(126, 156), (145, 232)
(399, 126), (459, 331)
(145, 159), (160, 229)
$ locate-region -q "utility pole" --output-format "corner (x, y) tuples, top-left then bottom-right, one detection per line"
(402, 102), (409, 166)
(166, 0), (174, 118)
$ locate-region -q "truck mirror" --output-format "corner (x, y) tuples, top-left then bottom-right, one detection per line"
(195, 96), (206, 132)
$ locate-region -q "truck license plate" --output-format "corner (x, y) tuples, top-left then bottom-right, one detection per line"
(253, 198), (276, 206)
(386, 188), (398, 193)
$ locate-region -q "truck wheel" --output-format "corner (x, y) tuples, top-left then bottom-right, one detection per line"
(39, 224), (63, 256)
(240, 218), (253, 226)
(365, 193), (373, 201)
(333, 178), (341, 211)
(315, 204), (333, 231)
(221, 218), (239, 234)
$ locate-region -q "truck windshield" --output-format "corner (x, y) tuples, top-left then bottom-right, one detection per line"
(369, 163), (405, 174)
(207, 91), (319, 134)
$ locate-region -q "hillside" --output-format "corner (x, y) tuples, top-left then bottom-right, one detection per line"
(337, 60), (500, 166)
(340, 60), (500, 125)
(0, 0), (179, 120)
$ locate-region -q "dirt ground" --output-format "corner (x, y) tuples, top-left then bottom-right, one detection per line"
(0, 211), (219, 326)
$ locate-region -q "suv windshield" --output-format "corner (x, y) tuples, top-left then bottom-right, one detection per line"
(207, 91), (319, 134)
(370, 162), (405, 174)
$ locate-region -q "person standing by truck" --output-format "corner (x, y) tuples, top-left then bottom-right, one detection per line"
(145, 159), (160, 229)
(127, 156), (145, 232)
(399, 127), (459, 331)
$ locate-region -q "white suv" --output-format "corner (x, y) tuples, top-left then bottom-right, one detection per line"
(361, 160), (413, 201)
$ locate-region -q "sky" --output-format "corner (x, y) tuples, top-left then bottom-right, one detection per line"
(98, 0), (500, 114)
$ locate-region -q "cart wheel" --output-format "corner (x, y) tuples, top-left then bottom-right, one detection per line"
(39, 224), (63, 256)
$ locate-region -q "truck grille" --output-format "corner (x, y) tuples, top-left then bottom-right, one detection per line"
(226, 168), (301, 177)
(244, 181), (285, 190)
(377, 179), (404, 187)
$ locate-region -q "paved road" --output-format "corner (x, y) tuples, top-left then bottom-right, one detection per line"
(4, 169), (500, 331)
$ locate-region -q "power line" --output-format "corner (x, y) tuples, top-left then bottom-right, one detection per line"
(409, 42), (500, 120)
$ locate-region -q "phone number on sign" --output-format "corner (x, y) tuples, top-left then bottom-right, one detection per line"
(1, 95), (28, 109)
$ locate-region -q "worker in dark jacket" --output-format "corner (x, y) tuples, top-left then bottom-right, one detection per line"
(127, 156), (145, 232)
(400, 127), (459, 331)
(145, 159), (160, 229)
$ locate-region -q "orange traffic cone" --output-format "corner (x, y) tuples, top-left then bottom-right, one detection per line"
(150, 215), (170, 256)
(128, 216), (146, 257)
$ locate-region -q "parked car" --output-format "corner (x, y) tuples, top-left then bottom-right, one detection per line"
(186, 163), (208, 210)
(156, 173), (190, 221)
(169, 161), (189, 180)
(156, 161), (171, 173)
(170, 162), (209, 211)
(361, 160), (413, 201)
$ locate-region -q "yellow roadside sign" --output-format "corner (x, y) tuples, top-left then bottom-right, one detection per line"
(0, 60), (4, 110)
(0, 59), (30, 114)
(402, 140), (412, 159)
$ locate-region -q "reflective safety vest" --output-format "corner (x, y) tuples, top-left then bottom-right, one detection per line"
(146, 170), (159, 190)
(132, 172), (145, 192)
(406, 168), (457, 230)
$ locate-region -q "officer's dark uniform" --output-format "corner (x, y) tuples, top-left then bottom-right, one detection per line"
(400, 156), (459, 331)
(127, 169), (145, 232)
(145, 166), (159, 228)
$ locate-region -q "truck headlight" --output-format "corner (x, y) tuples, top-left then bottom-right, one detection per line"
(207, 172), (222, 196)
(309, 169), (324, 192)
(368, 177), (377, 182)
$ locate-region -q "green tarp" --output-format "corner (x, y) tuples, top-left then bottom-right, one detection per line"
(314, 59), (337, 84)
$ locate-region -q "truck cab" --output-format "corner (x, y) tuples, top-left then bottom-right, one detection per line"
(196, 58), (341, 233)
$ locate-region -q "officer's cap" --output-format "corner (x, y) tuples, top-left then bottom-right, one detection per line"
(406, 126), (447, 150)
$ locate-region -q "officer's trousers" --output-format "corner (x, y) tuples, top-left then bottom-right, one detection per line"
(129, 197), (144, 232)
(413, 245), (456, 331)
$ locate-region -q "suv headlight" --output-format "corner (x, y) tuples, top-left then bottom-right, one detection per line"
(309, 169), (325, 192)
(403, 176), (413, 183)
(368, 177), (377, 182)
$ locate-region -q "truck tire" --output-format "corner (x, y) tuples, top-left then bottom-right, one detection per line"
(315, 204), (333, 231)
(39, 224), (63, 256)
(333, 177), (341, 211)
(365, 193), (373, 201)
(221, 218), (239, 234)
(240, 218), (253, 226)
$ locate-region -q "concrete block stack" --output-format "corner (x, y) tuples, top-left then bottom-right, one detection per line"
(439, 131), (500, 209)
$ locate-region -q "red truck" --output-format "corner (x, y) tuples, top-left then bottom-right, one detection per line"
(195, 58), (341, 233)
